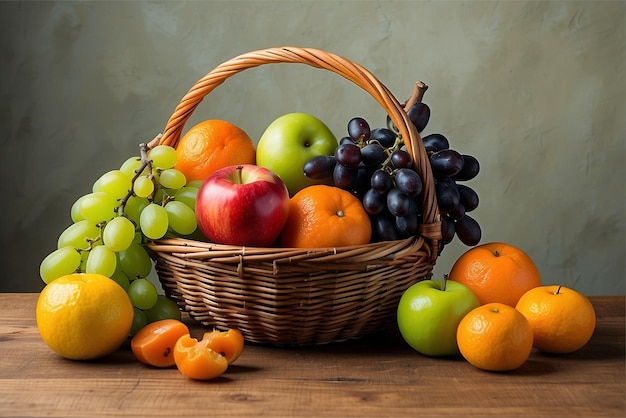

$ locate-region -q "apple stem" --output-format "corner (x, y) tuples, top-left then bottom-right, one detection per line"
(441, 274), (449, 291)
(236, 165), (244, 184)
(403, 81), (429, 112)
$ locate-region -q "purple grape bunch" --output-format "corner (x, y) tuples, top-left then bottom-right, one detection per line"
(303, 95), (481, 250)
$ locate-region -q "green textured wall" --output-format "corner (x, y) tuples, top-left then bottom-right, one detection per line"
(1, 1), (624, 295)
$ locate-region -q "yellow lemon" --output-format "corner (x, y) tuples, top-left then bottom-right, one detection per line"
(36, 273), (134, 360)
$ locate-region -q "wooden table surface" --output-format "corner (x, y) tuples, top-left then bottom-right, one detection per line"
(1, 293), (624, 417)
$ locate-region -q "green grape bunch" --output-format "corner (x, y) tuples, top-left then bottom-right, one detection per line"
(39, 137), (202, 334)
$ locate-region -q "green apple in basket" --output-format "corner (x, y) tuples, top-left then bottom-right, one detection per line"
(256, 113), (338, 196)
(397, 275), (480, 357)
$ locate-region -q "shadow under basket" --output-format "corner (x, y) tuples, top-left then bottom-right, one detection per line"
(146, 46), (442, 346)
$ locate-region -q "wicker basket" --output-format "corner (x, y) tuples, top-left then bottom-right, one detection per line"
(147, 46), (442, 346)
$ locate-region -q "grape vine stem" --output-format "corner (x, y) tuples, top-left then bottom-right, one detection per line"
(117, 134), (163, 219)
(403, 81), (429, 112)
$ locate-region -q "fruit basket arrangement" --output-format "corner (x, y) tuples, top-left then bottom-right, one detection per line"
(147, 47), (442, 345)
(41, 46), (483, 347)
(37, 47), (599, 374)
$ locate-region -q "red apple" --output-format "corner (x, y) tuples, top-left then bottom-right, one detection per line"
(195, 164), (290, 246)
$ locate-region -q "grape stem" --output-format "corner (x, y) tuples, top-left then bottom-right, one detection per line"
(147, 133), (162, 149)
(138, 141), (156, 188)
(380, 137), (408, 175)
(378, 82), (429, 173)
(83, 234), (101, 252)
(402, 81), (429, 112)
(117, 134), (162, 219)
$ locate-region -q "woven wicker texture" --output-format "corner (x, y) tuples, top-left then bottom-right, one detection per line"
(148, 46), (442, 345)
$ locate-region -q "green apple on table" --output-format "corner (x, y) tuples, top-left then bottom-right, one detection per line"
(397, 276), (480, 357)
(256, 113), (338, 196)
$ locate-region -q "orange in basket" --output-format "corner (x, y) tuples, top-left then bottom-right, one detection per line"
(174, 119), (256, 182)
(280, 185), (371, 248)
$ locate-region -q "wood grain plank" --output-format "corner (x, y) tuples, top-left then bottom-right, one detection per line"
(0, 294), (624, 417)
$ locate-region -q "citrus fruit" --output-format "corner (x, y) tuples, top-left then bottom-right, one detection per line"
(280, 184), (371, 248)
(131, 319), (190, 367)
(516, 285), (596, 353)
(457, 302), (534, 371)
(448, 242), (542, 307)
(36, 273), (134, 360)
(174, 119), (256, 182)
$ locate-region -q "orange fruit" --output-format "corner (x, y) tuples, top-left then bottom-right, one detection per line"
(457, 302), (534, 371)
(174, 119), (256, 182)
(280, 185), (371, 248)
(36, 273), (134, 360)
(516, 285), (596, 353)
(448, 242), (542, 307)
(131, 319), (190, 367)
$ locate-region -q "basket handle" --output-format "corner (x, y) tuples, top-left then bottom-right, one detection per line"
(158, 46), (441, 258)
